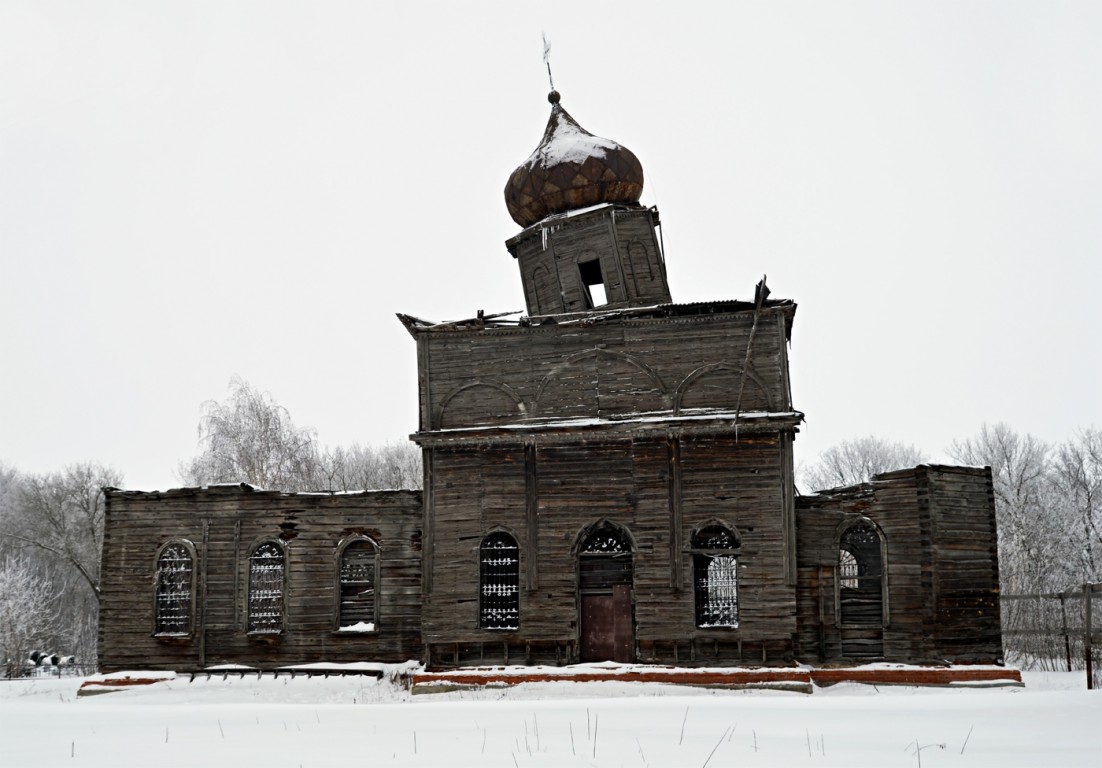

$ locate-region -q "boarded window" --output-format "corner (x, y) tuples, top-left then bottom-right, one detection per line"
(338, 539), (377, 631)
(248, 541), (284, 634)
(480, 532), (520, 630)
(838, 522), (884, 626)
(693, 525), (739, 628)
(155, 542), (193, 635)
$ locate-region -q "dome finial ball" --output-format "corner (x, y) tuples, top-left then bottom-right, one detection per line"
(548, 90), (560, 105)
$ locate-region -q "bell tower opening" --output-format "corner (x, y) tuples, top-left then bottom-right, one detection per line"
(579, 258), (606, 308)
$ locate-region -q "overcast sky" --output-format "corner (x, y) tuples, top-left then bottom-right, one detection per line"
(1, 1), (1099, 491)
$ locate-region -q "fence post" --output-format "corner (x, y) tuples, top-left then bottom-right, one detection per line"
(1085, 583), (1093, 691)
(1059, 594), (1072, 672)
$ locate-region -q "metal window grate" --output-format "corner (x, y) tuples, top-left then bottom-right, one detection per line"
(248, 541), (284, 633)
(480, 533), (520, 630)
(339, 540), (377, 629)
(693, 525), (739, 628)
(155, 543), (192, 635)
(838, 549), (859, 588)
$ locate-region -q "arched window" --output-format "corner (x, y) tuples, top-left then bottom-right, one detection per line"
(479, 532), (520, 630)
(692, 525), (739, 628)
(248, 541), (285, 634)
(337, 539), (378, 631)
(154, 541), (194, 635)
(838, 521), (885, 626)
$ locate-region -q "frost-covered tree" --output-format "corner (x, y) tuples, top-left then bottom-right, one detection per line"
(12, 463), (119, 598)
(0, 554), (61, 678)
(0, 462), (120, 667)
(1050, 428), (1102, 583)
(179, 376), (321, 492)
(800, 436), (926, 493)
(316, 442), (422, 491)
(948, 423), (1055, 593)
(179, 377), (422, 492)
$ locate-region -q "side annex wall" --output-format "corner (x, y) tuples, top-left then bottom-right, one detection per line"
(99, 485), (423, 672)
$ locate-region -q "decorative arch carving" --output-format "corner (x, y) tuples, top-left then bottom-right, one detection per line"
(689, 519), (741, 548)
(534, 348), (667, 419)
(675, 362), (775, 413)
(528, 264), (553, 314)
(572, 518), (636, 557)
(437, 380), (525, 429)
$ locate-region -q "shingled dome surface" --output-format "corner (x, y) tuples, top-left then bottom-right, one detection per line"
(504, 92), (644, 228)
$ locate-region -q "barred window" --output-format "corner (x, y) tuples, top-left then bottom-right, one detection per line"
(479, 532), (520, 630)
(248, 541), (285, 634)
(838, 549), (859, 589)
(154, 541), (194, 635)
(338, 539), (378, 632)
(693, 525), (739, 628)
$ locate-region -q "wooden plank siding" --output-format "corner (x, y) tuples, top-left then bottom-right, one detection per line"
(415, 305), (796, 434)
(411, 298), (802, 669)
(99, 486), (423, 673)
(794, 465), (1001, 664)
(419, 434), (800, 669)
(506, 206), (671, 316)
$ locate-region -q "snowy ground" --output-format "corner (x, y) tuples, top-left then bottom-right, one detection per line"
(0, 670), (1098, 767)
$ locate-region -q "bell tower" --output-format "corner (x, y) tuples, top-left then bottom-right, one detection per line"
(503, 91), (672, 315)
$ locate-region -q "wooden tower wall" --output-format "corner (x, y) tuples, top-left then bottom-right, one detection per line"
(505, 205), (671, 315)
(414, 305), (796, 433)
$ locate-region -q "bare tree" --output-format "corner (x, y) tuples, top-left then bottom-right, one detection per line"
(317, 442), (422, 491)
(0, 554), (62, 678)
(179, 376), (320, 492)
(800, 435), (926, 493)
(948, 422), (1054, 593)
(8, 463), (120, 599)
(0, 462), (120, 666)
(1050, 428), (1102, 582)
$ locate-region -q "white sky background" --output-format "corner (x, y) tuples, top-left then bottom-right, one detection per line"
(1, 1), (1099, 491)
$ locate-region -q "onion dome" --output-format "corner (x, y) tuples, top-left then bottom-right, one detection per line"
(504, 91), (644, 228)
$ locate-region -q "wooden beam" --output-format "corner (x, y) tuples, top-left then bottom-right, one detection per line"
(525, 443), (539, 591)
(667, 436), (683, 589)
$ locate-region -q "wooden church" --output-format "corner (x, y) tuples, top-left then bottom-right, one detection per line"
(98, 90), (1003, 672)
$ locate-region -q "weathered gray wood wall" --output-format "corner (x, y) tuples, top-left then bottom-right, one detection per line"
(413, 303), (796, 434)
(411, 301), (801, 668)
(419, 433), (799, 668)
(922, 466), (1002, 660)
(794, 465), (1001, 663)
(99, 486), (423, 672)
(505, 205), (671, 315)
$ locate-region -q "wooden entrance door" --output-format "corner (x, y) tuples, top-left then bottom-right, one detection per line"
(578, 526), (633, 663)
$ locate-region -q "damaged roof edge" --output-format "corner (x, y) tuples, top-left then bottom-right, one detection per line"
(397, 299), (797, 338)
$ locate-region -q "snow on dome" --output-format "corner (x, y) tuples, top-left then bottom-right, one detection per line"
(504, 91), (644, 228)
